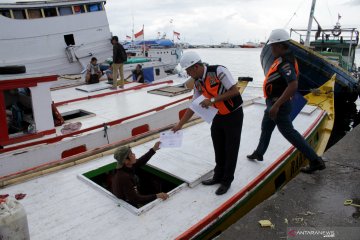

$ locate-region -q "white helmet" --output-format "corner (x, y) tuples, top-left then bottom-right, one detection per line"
(180, 51), (202, 69)
(268, 29), (290, 45)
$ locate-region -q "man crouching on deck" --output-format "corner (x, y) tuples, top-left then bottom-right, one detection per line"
(112, 142), (168, 207)
(172, 52), (244, 195)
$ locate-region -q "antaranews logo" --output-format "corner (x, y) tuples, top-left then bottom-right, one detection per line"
(287, 229), (335, 238)
(288, 229), (297, 237)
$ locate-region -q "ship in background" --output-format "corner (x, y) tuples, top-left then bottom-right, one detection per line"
(239, 41), (264, 48)
(0, 0), (181, 76)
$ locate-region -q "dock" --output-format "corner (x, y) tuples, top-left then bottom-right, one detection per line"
(219, 125), (360, 239)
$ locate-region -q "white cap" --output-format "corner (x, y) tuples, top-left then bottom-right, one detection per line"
(268, 29), (290, 45)
(180, 51), (202, 69)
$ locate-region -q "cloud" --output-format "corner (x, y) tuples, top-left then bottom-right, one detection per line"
(344, 0), (360, 5)
(104, 0), (359, 44)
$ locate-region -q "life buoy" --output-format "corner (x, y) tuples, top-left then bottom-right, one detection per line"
(0, 65), (26, 75)
(332, 27), (341, 37)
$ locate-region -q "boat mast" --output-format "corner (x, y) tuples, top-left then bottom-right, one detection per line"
(132, 11), (134, 47)
(305, 0), (317, 47)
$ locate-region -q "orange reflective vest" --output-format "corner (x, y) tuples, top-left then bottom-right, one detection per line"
(263, 56), (299, 99)
(195, 65), (243, 115)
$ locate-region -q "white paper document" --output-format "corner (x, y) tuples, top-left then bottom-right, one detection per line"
(160, 131), (183, 148)
(190, 95), (218, 123)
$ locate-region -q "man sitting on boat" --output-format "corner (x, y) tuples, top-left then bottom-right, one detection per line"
(247, 29), (326, 174)
(125, 64), (144, 83)
(112, 142), (169, 207)
(85, 57), (102, 84)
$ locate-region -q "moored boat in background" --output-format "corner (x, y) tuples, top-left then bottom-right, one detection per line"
(261, 25), (359, 103)
(0, 0), (181, 77)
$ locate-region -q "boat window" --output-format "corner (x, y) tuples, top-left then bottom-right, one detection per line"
(0, 9), (11, 18)
(61, 109), (95, 121)
(28, 9), (42, 19)
(4, 88), (35, 138)
(43, 7), (57, 17)
(87, 3), (102, 12)
(79, 162), (185, 215)
(58, 6), (73, 16)
(64, 34), (75, 46)
(73, 5), (85, 14)
(12, 9), (26, 19)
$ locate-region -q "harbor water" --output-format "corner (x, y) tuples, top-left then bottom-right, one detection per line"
(185, 48), (360, 148)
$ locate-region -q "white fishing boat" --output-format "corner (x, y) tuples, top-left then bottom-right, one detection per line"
(0, 0), (181, 76)
(0, 78), (335, 239)
(0, 71), (203, 183)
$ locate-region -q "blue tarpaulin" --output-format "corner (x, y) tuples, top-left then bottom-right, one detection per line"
(124, 39), (174, 48)
(133, 67), (154, 83)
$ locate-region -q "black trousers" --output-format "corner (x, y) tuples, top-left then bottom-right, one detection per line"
(211, 108), (243, 186)
(88, 74), (100, 84)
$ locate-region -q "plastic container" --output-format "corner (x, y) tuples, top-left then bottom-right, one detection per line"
(0, 198), (30, 240)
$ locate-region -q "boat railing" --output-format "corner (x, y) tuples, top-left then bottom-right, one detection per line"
(290, 28), (359, 72)
(290, 28), (359, 44)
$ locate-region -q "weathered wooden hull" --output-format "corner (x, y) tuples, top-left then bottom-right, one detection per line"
(260, 40), (358, 101)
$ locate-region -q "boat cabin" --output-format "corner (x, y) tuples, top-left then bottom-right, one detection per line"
(0, 0), (105, 20)
(0, 74), (57, 147)
(290, 26), (359, 73)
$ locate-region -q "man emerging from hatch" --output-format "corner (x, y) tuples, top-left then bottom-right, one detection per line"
(112, 142), (169, 207)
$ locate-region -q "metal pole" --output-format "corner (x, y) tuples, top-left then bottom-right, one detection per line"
(305, 0), (317, 47)
(348, 30), (354, 71)
(131, 11), (134, 47)
(143, 25), (145, 56)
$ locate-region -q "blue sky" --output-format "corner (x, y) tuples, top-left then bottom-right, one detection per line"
(105, 0), (360, 44)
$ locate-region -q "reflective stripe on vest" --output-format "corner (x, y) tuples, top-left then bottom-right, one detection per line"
(195, 66), (242, 115)
(263, 57), (299, 98)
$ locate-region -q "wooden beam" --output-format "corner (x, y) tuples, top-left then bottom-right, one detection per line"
(0, 91), (9, 144)
(24, 9), (29, 19)
(40, 8), (45, 18)
(9, 9), (14, 19)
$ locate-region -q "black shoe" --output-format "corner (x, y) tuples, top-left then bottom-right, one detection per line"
(247, 151), (263, 161)
(301, 158), (326, 174)
(215, 184), (230, 195)
(202, 178), (221, 186)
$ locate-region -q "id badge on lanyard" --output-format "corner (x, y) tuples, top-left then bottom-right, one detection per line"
(195, 79), (204, 93)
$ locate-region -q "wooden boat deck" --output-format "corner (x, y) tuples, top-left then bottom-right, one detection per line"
(2, 100), (325, 240)
(2, 75), (189, 150)
(53, 77), (190, 132)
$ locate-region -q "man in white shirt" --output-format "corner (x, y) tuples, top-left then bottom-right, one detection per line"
(173, 52), (244, 195)
(85, 57), (102, 84)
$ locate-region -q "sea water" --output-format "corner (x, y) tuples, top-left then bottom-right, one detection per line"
(184, 48), (360, 148)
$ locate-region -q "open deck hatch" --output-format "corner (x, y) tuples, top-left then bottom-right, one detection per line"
(61, 109), (95, 121)
(147, 85), (191, 97)
(78, 162), (186, 215)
